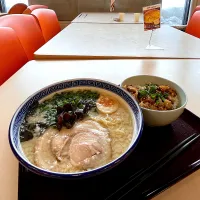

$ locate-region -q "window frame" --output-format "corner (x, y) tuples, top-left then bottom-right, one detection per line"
(183, 0), (192, 24)
(0, 0), (6, 12)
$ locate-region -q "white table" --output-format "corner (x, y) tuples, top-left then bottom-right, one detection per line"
(0, 13), (7, 17)
(34, 23), (200, 59)
(72, 12), (143, 24)
(2, 59), (200, 200)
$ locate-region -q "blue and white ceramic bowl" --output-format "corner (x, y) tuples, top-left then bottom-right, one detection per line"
(9, 79), (143, 178)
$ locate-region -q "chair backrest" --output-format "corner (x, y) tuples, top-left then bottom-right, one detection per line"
(189, 5), (200, 19)
(23, 5), (48, 14)
(193, 5), (200, 15)
(186, 11), (200, 39)
(32, 9), (61, 42)
(0, 14), (45, 60)
(0, 27), (28, 85)
(8, 3), (27, 14)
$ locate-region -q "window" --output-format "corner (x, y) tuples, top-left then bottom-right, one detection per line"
(0, 0), (192, 25)
(161, 0), (191, 25)
(1, 0), (28, 12)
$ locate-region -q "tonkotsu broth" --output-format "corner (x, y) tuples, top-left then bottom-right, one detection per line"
(20, 88), (134, 173)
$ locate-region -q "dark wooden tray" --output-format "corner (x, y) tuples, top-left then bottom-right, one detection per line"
(18, 109), (200, 200)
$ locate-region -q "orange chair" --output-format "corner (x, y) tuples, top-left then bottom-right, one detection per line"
(23, 5), (48, 14)
(8, 3), (27, 14)
(0, 14), (45, 60)
(32, 9), (61, 42)
(186, 11), (200, 39)
(0, 27), (28, 85)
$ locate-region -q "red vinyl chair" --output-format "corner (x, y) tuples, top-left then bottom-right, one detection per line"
(0, 27), (28, 85)
(186, 11), (200, 39)
(0, 14), (45, 60)
(23, 5), (48, 14)
(8, 3), (27, 14)
(32, 9), (61, 42)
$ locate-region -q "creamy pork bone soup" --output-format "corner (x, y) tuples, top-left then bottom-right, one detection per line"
(20, 88), (134, 173)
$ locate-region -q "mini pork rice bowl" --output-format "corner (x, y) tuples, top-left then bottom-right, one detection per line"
(124, 83), (179, 111)
(20, 89), (133, 173)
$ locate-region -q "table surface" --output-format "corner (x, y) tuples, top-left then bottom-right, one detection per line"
(1, 59), (200, 200)
(72, 12), (143, 24)
(0, 12), (7, 16)
(34, 24), (200, 59)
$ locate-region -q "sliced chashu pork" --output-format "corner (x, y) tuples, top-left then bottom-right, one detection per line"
(69, 120), (111, 169)
(69, 131), (111, 169)
(51, 134), (70, 161)
(35, 120), (111, 171)
(51, 120), (110, 162)
(73, 120), (109, 136)
(34, 128), (58, 170)
(51, 127), (73, 161)
(35, 127), (72, 169)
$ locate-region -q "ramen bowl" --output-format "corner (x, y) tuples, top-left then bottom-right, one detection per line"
(9, 79), (143, 178)
(121, 75), (187, 126)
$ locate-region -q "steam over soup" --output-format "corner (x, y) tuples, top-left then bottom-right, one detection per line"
(20, 89), (134, 173)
